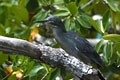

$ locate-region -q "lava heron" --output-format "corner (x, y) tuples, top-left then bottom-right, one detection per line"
(34, 16), (104, 68)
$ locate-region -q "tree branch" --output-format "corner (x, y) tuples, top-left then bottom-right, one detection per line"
(0, 36), (105, 80)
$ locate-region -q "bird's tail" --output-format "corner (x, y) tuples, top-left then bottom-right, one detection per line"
(97, 71), (105, 80)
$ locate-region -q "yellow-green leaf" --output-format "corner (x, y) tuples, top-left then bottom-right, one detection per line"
(88, 17), (102, 33)
(102, 34), (120, 42)
(77, 15), (91, 28)
(66, 2), (78, 15)
(11, 5), (29, 23)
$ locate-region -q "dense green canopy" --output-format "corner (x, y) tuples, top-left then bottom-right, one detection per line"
(0, 0), (120, 80)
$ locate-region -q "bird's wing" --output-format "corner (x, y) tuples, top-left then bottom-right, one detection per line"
(67, 31), (94, 54)
(67, 31), (103, 67)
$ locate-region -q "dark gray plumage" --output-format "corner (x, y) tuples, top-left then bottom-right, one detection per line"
(34, 16), (104, 68)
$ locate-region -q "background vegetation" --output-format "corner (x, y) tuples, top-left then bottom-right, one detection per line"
(0, 0), (120, 80)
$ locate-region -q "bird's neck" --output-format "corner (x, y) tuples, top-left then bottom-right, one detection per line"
(55, 23), (66, 33)
(53, 24), (66, 39)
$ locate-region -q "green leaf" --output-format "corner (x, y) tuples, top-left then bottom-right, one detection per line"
(102, 9), (110, 31)
(115, 42), (120, 53)
(0, 52), (8, 65)
(5, 27), (11, 34)
(50, 68), (60, 80)
(14, 29), (25, 37)
(79, 26), (88, 36)
(88, 17), (102, 33)
(97, 19), (104, 33)
(29, 64), (44, 77)
(32, 10), (50, 22)
(95, 39), (104, 53)
(41, 67), (57, 80)
(18, 0), (26, 7)
(61, 70), (73, 80)
(54, 0), (64, 5)
(63, 0), (69, 3)
(77, 15), (91, 28)
(64, 18), (70, 31)
(26, 61), (35, 74)
(66, 2), (78, 15)
(111, 11), (117, 32)
(26, 0), (39, 12)
(53, 10), (70, 16)
(0, 2), (13, 7)
(49, 0), (54, 5)
(8, 74), (16, 80)
(70, 21), (76, 30)
(116, 11), (120, 26)
(102, 34), (120, 42)
(52, 43), (60, 48)
(41, 64), (52, 72)
(55, 6), (68, 11)
(103, 42), (113, 63)
(0, 24), (5, 35)
(11, 5), (29, 23)
(107, 1), (119, 12)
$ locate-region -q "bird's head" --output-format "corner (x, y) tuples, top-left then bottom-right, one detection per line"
(34, 16), (63, 27)
(34, 16), (66, 32)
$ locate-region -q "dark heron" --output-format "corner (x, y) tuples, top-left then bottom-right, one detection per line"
(34, 16), (104, 68)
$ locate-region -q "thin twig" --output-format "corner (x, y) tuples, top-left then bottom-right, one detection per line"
(81, 0), (94, 9)
(2, 71), (13, 80)
(41, 71), (49, 80)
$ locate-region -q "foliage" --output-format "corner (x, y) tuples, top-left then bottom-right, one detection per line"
(0, 0), (120, 80)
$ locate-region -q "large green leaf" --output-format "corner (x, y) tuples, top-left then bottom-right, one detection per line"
(77, 15), (91, 28)
(102, 34), (120, 42)
(111, 11), (117, 32)
(29, 64), (44, 77)
(64, 18), (70, 31)
(11, 5), (29, 23)
(26, 0), (39, 12)
(66, 2), (78, 15)
(103, 42), (113, 63)
(102, 9), (110, 31)
(25, 61), (35, 74)
(95, 39), (104, 53)
(97, 19), (104, 33)
(88, 17), (102, 33)
(32, 10), (50, 22)
(53, 10), (70, 16)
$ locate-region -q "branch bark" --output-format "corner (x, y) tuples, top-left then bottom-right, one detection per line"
(0, 36), (105, 80)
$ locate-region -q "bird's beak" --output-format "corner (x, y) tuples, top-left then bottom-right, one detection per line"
(34, 19), (50, 23)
